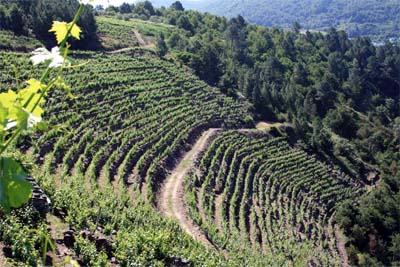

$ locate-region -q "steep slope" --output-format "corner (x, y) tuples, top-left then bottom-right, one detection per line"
(185, 131), (364, 266)
(1, 8), (398, 266)
(158, 128), (221, 248)
(0, 49), (251, 266)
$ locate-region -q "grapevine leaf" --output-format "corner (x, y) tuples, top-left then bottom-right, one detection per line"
(0, 157), (32, 212)
(55, 76), (75, 99)
(10, 107), (29, 130)
(49, 21), (81, 44)
(70, 24), (82, 40)
(0, 104), (7, 144)
(24, 93), (44, 119)
(36, 121), (49, 131)
(0, 103), (8, 132)
(49, 21), (69, 44)
(0, 90), (17, 109)
(18, 80), (45, 118)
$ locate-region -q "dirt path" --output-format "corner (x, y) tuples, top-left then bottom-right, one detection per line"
(0, 242), (7, 266)
(106, 47), (136, 54)
(133, 29), (147, 47)
(157, 128), (220, 248)
(214, 194), (225, 233)
(334, 224), (350, 267)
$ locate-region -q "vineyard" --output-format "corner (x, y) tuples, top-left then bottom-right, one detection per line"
(0, 49), (250, 202)
(185, 131), (364, 266)
(0, 0), (398, 264)
(0, 49), (255, 266)
(0, 47), (364, 266)
(96, 17), (172, 50)
(0, 30), (43, 52)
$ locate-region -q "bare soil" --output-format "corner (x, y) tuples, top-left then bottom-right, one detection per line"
(157, 129), (220, 248)
(335, 224), (350, 267)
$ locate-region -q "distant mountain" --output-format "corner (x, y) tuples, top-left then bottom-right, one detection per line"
(144, 0), (207, 10)
(152, 0), (400, 43)
(203, 0), (400, 42)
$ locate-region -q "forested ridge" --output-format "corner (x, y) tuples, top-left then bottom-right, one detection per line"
(188, 0), (400, 44)
(0, 1), (399, 266)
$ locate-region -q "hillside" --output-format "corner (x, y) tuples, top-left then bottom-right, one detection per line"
(185, 131), (362, 266)
(191, 0), (400, 43)
(0, 49), (252, 266)
(0, 43), (353, 267)
(0, 1), (399, 266)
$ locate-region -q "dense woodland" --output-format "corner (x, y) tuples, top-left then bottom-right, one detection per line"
(0, 0), (99, 49)
(161, 0), (400, 44)
(0, 1), (399, 266)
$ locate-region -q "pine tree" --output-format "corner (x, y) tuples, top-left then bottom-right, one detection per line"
(156, 33), (168, 57)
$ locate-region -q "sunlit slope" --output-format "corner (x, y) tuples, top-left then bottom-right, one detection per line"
(186, 131), (364, 266)
(0, 50), (251, 204)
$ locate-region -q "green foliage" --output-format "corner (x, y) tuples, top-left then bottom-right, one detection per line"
(128, 6), (399, 182)
(170, 1), (184, 11)
(74, 236), (109, 266)
(91, 9), (399, 264)
(336, 174), (400, 266)
(0, 215), (46, 266)
(199, 0), (400, 44)
(186, 131), (359, 265)
(119, 2), (132, 14)
(0, 0), (99, 49)
(96, 16), (172, 50)
(0, 0), (89, 218)
(0, 30), (43, 52)
(156, 33), (168, 56)
(0, 3), (398, 266)
(0, 157), (31, 212)
(0, 40), (250, 264)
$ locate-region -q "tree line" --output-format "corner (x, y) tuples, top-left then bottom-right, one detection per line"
(0, 0), (99, 49)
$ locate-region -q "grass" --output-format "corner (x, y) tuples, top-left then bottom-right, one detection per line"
(97, 16), (173, 37)
(0, 31), (43, 52)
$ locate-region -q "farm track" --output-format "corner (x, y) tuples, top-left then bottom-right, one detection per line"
(157, 128), (221, 249)
(335, 224), (350, 267)
(133, 29), (147, 47)
(0, 243), (6, 267)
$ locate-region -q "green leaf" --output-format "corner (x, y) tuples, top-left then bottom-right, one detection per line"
(0, 104), (8, 145)
(70, 24), (82, 41)
(36, 121), (49, 131)
(55, 76), (75, 99)
(0, 90), (17, 109)
(0, 157), (32, 212)
(11, 106), (29, 130)
(49, 21), (69, 44)
(49, 21), (82, 44)
(19, 79), (45, 118)
(0, 103), (8, 132)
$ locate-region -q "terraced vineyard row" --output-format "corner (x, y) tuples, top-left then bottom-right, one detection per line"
(0, 50), (251, 205)
(185, 131), (364, 266)
(96, 17), (139, 50)
(0, 30), (43, 52)
(96, 17), (172, 50)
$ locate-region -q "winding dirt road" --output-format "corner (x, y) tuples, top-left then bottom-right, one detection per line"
(157, 128), (220, 248)
(156, 126), (350, 266)
(133, 29), (147, 47)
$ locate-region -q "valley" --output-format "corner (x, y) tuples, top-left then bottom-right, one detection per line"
(0, 1), (398, 266)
